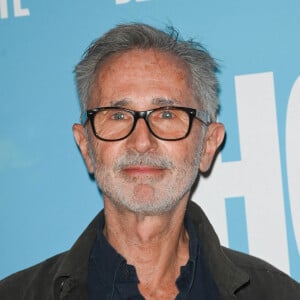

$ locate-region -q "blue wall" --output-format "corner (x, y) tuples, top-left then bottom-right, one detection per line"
(1, 0), (299, 281)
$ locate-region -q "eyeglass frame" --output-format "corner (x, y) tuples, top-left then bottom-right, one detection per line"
(81, 106), (211, 142)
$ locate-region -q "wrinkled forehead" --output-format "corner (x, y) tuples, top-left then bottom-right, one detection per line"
(88, 48), (195, 109)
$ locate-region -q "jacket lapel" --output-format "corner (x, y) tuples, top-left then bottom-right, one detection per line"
(52, 212), (103, 300)
(188, 201), (249, 299)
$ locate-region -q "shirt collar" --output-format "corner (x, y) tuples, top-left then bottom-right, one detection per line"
(89, 215), (142, 298)
(89, 213), (200, 298)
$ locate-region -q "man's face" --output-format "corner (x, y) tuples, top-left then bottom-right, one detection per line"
(76, 49), (208, 215)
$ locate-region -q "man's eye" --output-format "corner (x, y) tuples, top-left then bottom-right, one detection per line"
(112, 112), (125, 120)
(161, 111), (174, 119)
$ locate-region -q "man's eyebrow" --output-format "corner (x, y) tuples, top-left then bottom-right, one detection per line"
(110, 99), (131, 107)
(152, 98), (179, 106)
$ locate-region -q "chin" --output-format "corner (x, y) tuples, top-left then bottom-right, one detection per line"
(118, 197), (180, 216)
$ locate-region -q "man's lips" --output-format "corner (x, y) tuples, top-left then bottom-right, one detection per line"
(121, 165), (166, 175)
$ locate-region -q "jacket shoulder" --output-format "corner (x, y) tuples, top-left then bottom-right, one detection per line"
(0, 252), (67, 300)
(222, 247), (300, 298)
(223, 246), (284, 273)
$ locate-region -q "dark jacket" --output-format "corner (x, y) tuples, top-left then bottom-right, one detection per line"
(0, 201), (299, 299)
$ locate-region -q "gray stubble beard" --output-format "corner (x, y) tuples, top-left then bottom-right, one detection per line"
(88, 133), (204, 216)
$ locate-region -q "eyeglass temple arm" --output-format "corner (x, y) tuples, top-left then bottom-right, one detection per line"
(195, 110), (211, 125)
(80, 112), (88, 125)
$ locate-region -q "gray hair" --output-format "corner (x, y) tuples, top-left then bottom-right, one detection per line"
(74, 23), (219, 121)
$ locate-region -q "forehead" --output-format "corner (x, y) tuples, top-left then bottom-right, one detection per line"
(89, 49), (195, 108)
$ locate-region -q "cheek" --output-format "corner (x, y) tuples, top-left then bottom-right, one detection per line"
(164, 141), (196, 165)
(91, 141), (122, 169)
(177, 136), (203, 167)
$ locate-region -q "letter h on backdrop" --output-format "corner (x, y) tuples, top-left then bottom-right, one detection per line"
(195, 72), (300, 276)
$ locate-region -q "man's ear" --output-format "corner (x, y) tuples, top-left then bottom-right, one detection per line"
(72, 124), (94, 174)
(199, 123), (225, 173)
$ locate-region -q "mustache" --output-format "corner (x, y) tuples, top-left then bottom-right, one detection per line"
(113, 153), (175, 171)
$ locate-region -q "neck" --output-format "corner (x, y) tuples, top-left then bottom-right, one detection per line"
(103, 197), (190, 299)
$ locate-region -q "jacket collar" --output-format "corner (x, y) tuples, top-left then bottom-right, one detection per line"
(52, 212), (101, 299)
(187, 201), (249, 298)
(52, 202), (249, 299)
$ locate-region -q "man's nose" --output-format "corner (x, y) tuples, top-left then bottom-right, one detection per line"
(125, 118), (158, 153)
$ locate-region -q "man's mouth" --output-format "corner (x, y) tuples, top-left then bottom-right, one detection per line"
(113, 153), (175, 175)
(122, 165), (166, 176)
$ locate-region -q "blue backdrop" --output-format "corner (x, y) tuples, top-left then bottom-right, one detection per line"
(1, 0), (299, 281)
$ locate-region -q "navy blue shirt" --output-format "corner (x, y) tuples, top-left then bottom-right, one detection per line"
(88, 213), (219, 299)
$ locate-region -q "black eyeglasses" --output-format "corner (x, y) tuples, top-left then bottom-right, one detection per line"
(81, 106), (211, 141)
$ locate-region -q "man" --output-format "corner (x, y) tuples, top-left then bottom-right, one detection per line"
(0, 23), (299, 300)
